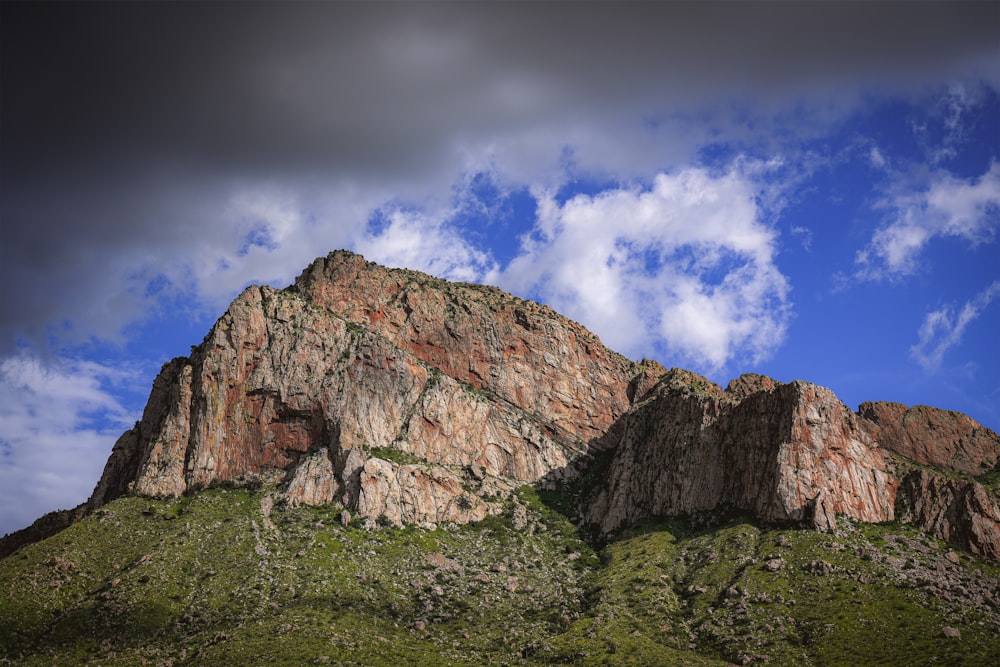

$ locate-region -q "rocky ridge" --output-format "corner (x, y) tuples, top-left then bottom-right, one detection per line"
(585, 371), (1000, 559)
(86, 251), (640, 531)
(4, 250), (1000, 562)
(584, 373), (899, 536)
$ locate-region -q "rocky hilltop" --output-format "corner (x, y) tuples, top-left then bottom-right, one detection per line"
(87, 251), (643, 530)
(5, 250), (1000, 561)
(587, 372), (1000, 560)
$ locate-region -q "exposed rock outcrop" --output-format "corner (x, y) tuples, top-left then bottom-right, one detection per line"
(859, 401), (1000, 476)
(293, 251), (639, 444)
(857, 400), (1000, 557)
(5, 250), (997, 562)
(897, 470), (1000, 560)
(0, 506), (86, 560)
(89, 278), (596, 526)
(585, 373), (897, 534)
(356, 458), (512, 527)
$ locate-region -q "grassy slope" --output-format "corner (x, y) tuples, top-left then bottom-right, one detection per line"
(2, 487), (998, 666)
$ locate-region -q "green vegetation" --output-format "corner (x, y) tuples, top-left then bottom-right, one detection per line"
(367, 447), (427, 466)
(981, 465), (1000, 496)
(2, 488), (998, 666)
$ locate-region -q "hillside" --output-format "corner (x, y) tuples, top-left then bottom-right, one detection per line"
(3, 486), (999, 665)
(2, 250), (1000, 665)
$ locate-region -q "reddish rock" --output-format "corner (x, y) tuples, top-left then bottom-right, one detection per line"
(724, 373), (778, 401)
(85, 252), (651, 530)
(858, 401), (1000, 476)
(5, 250), (996, 563)
(585, 376), (897, 534)
(89, 282), (579, 526)
(897, 470), (1000, 561)
(292, 250), (640, 444)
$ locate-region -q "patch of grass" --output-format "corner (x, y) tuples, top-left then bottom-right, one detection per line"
(367, 447), (426, 466)
(2, 491), (998, 666)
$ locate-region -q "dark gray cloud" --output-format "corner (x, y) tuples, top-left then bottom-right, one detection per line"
(2, 1), (997, 350)
(6, 2), (996, 172)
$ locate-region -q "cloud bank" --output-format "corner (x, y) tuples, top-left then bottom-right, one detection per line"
(2, 2), (996, 354)
(502, 166), (790, 369)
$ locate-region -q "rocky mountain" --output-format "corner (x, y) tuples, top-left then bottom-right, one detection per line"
(88, 250), (642, 529)
(2, 250), (1000, 665)
(5, 250), (1000, 560)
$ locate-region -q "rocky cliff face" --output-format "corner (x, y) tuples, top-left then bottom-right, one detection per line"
(896, 470), (1000, 560)
(584, 372), (898, 535)
(293, 252), (639, 443)
(35, 250), (991, 562)
(858, 401), (1000, 475)
(89, 274), (598, 528)
(857, 401), (1000, 559)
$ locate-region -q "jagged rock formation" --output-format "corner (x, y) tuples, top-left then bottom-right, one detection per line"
(858, 402), (1000, 560)
(896, 470), (1000, 560)
(84, 251), (649, 532)
(859, 401), (1000, 476)
(585, 374), (1000, 559)
(584, 372), (898, 535)
(5, 250), (999, 561)
(293, 252), (639, 444)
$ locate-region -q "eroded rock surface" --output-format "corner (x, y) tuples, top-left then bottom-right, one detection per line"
(585, 373), (897, 535)
(293, 251), (639, 443)
(89, 253), (638, 528)
(859, 401), (1000, 476)
(897, 470), (1000, 560)
(39, 250), (991, 561)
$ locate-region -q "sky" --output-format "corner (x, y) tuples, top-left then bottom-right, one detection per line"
(1, 1), (999, 537)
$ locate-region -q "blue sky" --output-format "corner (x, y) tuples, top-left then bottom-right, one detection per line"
(1, 2), (999, 536)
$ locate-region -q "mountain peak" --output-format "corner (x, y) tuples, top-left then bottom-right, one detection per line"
(3, 252), (999, 563)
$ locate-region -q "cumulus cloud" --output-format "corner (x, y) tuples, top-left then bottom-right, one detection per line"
(856, 162), (1000, 279)
(355, 205), (499, 283)
(501, 165), (790, 371)
(911, 281), (1000, 372)
(0, 355), (138, 536)
(175, 183), (380, 306)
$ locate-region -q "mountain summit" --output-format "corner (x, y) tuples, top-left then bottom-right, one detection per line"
(4, 251), (1000, 666)
(5, 250), (999, 561)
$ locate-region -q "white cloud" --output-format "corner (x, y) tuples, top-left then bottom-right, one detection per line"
(0, 354), (138, 536)
(4, 2), (997, 358)
(941, 82), (972, 135)
(501, 164), (790, 371)
(354, 205), (499, 283)
(869, 146), (888, 170)
(175, 183), (381, 307)
(791, 225), (813, 251)
(911, 281), (1000, 371)
(921, 81), (984, 165)
(856, 162), (1000, 279)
